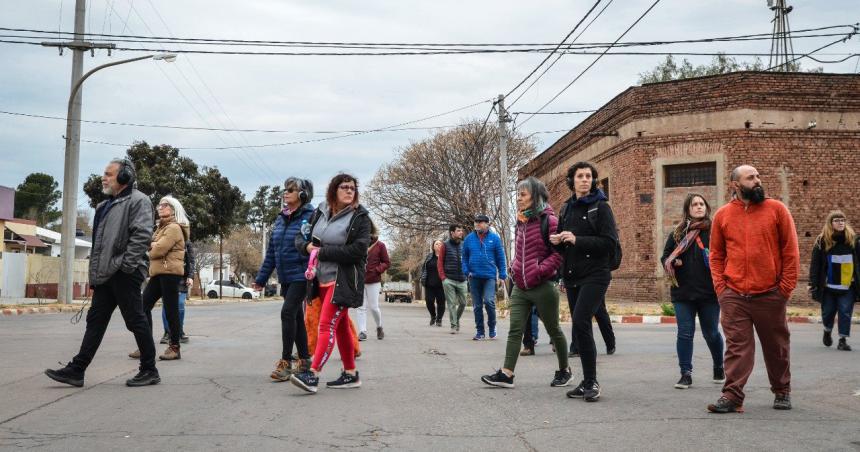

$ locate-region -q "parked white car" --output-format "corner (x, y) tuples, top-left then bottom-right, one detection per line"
(205, 280), (260, 299)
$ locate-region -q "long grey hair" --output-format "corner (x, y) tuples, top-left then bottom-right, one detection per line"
(516, 176), (549, 214)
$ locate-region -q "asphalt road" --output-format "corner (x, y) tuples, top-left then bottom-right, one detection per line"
(1, 301), (858, 451)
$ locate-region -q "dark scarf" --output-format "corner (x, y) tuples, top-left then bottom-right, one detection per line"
(663, 219), (711, 287)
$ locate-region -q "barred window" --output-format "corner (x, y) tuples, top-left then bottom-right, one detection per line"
(664, 162), (716, 188)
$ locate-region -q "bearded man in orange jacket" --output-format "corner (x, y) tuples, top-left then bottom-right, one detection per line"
(707, 165), (799, 414)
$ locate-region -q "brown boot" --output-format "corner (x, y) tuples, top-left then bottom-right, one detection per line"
(270, 359), (292, 381)
(296, 359), (310, 373)
(159, 344), (181, 360)
(128, 349), (140, 359)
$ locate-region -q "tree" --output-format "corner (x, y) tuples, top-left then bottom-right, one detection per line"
(637, 53), (822, 84)
(247, 185), (283, 232)
(222, 225), (263, 281)
(365, 121), (536, 246)
(198, 166), (245, 298)
(14, 173), (62, 226)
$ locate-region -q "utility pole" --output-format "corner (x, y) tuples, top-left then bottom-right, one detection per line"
(43, 0), (115, 303)
(767, 0), (795, 71)
(496, 94), (512, 261)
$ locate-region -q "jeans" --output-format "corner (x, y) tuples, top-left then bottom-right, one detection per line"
(504, 282), (568, 372)
(142, 274), (183, 346)
(161, 291), (186, 335)
(569, 283), (610, 382)
(280, 281), (309, 361)
(523, 307), (539, 348)
(566, 285), (615, 354)
(425, 285), (445, 321)
(357, 282), (383, 332)
(470, 277), (497, 335)
(672, 300), (724, 375)
(442, 279), (468, 328)
(821, 288), (855, 337)
(71, 270), (157, 372)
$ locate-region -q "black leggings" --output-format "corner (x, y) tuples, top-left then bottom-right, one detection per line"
(425, 285), (446, 321)
(566, 285), (615, 353)
(567, 283), (610, 382)
(281, 281), (309, 361)
(143, 274), (182, 346)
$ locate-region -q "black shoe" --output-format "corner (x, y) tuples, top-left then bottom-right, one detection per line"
(773, 393), (792, 410)
(290, 370), (319, 393)
(44, 363), (84, 387)
(837, 338), (852, 351)
(674, 373), (692, 389)
(377, 327), (384, 340)
(180, 332), (189, 344)
(583, 380), (601, 402)
(551, 367), (573, 387)
(707, 396), (743, 413)
(429, 318), (436, 326)
(159, 332), (169, 344)
(435, 320), (442, 327)
(358, 332), (367, 341)
(126, 369), (161, 387)
(326, 370), (361, 389)
(566, 381), (585, 398)
(606, 346), (616, 355)
(481, 369), (514, 388)
(713, 367), (726, 384)
(823, 330), (833, 347)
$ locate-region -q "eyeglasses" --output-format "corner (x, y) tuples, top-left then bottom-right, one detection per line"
(338, 185), (356, 192)
(832, 218), (847, 223)
(285, 188), (298, 193)
(157, 203), (170, 208)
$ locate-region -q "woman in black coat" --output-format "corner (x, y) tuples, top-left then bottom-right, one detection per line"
(420, 240), (446, 326)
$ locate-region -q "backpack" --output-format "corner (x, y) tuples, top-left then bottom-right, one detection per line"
(559, 201), (623, 271)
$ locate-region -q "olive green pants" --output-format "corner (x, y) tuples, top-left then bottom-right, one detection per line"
(504, 281), (568, 372)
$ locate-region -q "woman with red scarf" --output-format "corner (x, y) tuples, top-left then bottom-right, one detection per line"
(660, 193), (725, 390)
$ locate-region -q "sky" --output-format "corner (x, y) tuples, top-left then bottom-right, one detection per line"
(1, 0), (858, 219)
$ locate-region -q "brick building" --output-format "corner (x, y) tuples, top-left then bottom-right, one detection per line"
(519, 71), (860, 304)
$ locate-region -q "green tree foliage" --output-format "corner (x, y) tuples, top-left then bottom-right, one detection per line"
(247, 185), (283, 232)
(14, 172), (62, 226)
(637, 53), (821, 84)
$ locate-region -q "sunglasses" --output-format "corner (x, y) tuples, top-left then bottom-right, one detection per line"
(338, 185), (356, 192)
(285, 188), (298, 193)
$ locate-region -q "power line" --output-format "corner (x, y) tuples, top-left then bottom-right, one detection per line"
(505, 0), (604, 98)
(518, 0), (663, 127)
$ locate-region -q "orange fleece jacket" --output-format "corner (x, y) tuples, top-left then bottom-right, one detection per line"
(709, 198), (799, 298)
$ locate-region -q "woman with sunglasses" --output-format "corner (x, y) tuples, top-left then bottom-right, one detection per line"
(291, 173), (372, 393)
(809, 211), (859, 351)
(254, 177), (316, 381)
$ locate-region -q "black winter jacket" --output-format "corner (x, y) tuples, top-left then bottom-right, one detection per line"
(296, 204), (372, 308)
(660, 230), (717, 303)
(555, 191), (618, 286)
(808, 235), (860, 302)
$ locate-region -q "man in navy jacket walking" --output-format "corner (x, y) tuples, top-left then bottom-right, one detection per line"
(462, 214), (507, 340)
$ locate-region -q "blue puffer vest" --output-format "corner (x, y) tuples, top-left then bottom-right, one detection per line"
(255, 203), (315, 286)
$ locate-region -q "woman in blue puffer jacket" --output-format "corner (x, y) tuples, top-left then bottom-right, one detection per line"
(254, 177), (315, 381)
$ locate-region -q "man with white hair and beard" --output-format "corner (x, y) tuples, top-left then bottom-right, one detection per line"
(45, 158), (161, 387)
(707, 165), (799, 413)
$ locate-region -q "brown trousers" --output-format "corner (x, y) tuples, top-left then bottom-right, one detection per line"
(719, 288), (791, 404)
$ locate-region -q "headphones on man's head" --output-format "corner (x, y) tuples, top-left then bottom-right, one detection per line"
(116, 158), (136, 185)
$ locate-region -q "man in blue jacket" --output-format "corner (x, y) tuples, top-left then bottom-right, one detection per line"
(462, 214), (507, 340)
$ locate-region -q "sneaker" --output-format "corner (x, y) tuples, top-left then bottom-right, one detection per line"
(159, 332), (169, 344)
(159, 345), (181, 360)
(773, 393), (792, 410)
(44, 363), (84, 387)
(583, 380), (601, 402)
(606, 346), (616, 355)
(271, 359), (293, 382)
(566, 381), (586, 398)
(180, 333), (189, 344)
(713, 368), (726, 384)
(837, 338), (852, 351)
(472, 333), (485, 341)
(290, 370), (319, 393)
(435, 320), (442, 327)
(429, 318), (436, 326)
(358, 332), (367, 341)
(126, 369), (161, 387)
(128, 349), (140, 359)
(377, 327), (384, 340)
(456, 325), (460, 332)
(481, 369), (514, 388)
(519, 347), (535, 356)
(551, 367), (573, 387)
(327, 370), (361, 389)
(489, 330), (497, 340)
(674, 373), (692, 389)
(707, 396), (743, 413)
(823, 330), (833, 347)
(450, 327), (457, 335)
